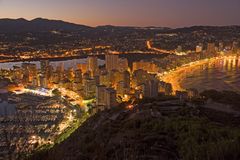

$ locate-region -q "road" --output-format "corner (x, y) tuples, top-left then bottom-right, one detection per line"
(146, 40), (174, 54)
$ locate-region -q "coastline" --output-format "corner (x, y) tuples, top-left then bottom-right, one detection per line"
(159, 55), (240, 92)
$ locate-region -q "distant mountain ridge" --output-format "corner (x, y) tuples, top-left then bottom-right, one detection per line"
(0, 18), (91, 33)
(0, 18), (173, 34)
(0, 18), (239, 34)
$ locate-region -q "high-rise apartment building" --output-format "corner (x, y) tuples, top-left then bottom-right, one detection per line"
(105, 54), (119, 71)
(87, 56), (98, 77)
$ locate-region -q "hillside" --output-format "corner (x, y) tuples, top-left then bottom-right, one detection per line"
(31, 96), (240, 160)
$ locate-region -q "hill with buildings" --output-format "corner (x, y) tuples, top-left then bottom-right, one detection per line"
(0, 18), (239, 58)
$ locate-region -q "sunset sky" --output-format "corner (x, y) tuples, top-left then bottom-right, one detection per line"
(0, 0), (240, 27)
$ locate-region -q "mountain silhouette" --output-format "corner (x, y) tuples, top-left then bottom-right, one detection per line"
(0, 18), (91, 33)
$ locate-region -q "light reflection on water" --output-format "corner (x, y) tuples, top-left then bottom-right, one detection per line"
(180, 57), (240, 93)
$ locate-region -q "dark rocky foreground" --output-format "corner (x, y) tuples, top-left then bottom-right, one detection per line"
(31, 96), (240, 160)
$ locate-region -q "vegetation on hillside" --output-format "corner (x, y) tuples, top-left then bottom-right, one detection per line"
(31, 96), (240, 160)
(201, 90), (240, 109)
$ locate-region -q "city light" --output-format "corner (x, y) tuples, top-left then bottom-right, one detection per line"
(14, 88), (53, 97)
(126, 104), (134, 110)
